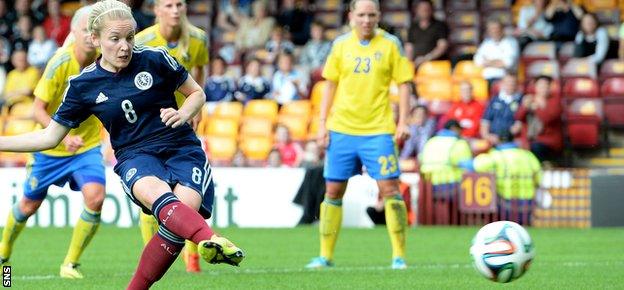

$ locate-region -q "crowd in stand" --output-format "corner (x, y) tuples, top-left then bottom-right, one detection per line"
(1, 0), (624, 169)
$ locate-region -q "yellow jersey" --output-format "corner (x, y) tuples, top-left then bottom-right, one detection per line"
(34, 44), (102, 157)
(4, 66), (40, 105)
(135, 23), (209, 106)
(322, 29), (414, 135)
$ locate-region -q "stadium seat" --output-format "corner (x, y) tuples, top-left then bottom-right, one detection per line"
(449, 27), (480, 46)
(239, 117), (273, 139)
(314, 11), (342, 28)
(381, 0), (408, 10)
(563, 78), (600, 99)
(382, 11), (411, 29)
(524, 78), (562, 98)
(416, 60), (452, 82)
(483, 10), (513, 26)
(599, 59), (624, 81)
(583, 0), (617, 12)
(595, 9), (619, 25)
(315, 0), (342, 11)
(204, 136), (238, 164)
(451, 78), (489, 102)
(447, 11), (480, 28)
(426, 100), (453, 116)
(280, 100), (312, 120)
(243, 99), (278, 122)
(213, 101), (244, 122)
(9, 101), (34, 119)
(601, 77), (624, 126)
(206, 117), (239, 138)
(562, 58), (598, 81)
(526, 60), (560, 80)
(481, 0), (512, 11)
(565, 98), (605, 148)
(4, 119), (36, 136)
(558, 42), (576, 64)
(446, 0), (477, 11)
(450, 45), (478, 58)
(522, 41), (556, 64)
(453, 60), (483, 80)
(278, 115), (309, 141)
(239, 136), (273, 162)
(417, 78), (453, 101)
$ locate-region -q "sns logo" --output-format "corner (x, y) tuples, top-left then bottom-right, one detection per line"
(134, 71), (153, 90)
(3, 265), (10, 287)
(126, 168), (137, 182)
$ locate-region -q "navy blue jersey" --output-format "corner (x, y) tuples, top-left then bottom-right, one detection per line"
(53, 46), (198, 159)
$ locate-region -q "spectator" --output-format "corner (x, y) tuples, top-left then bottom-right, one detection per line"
(0, 35), (9, 70)
(27, 25), (57, 70)
(443, 81), (485, 139)
(399, 105), (435, 160)
(264, 26), (295, 64)
(407, 0), (449, 68)
(481, 73), (523, 146)
(274, 124), (303, 168)
(514, 75), (563, 162)
(120, 0), (155, 31)
(271, 52), (308, 105)
(0, 0), (14, 39)
(2, 49), (39, 108)
(619, 22), (624, 60)
(276, 0), (312, 45)
(299, 21), (331, 72)
(300, 140), (321, 168)
(474, 19), (519, 84)
(42, 0), (71, 46)
(267, 149), (283, 168)
(215, 0), (249, 33)
(12, 15), (33, 52)
(514, 0), (553, 49)
(235, 58), (271, 103)
(574, 13), (616, 66)
(545, 0), (583, 44)
(235, 1), (275, 51)
(204, 56), (236, 103)
(9, 0), (44, 25)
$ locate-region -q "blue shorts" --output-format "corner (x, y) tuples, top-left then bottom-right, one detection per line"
(114, 143), (214, 219)
(324, 131), (400, 181)
(24, 146), (106, 200)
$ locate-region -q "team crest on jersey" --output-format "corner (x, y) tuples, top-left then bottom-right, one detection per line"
(126, 168), (137, 182)
(134, 71), (153, 90)
(29, 177), (38, 190)
(374, 51), (382, 61)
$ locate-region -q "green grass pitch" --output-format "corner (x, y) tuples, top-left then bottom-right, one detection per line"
(5, 226), (624, 289)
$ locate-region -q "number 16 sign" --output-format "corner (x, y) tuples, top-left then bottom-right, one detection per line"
(459, 172), (497, 213)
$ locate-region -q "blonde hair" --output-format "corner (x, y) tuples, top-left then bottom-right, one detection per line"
(154, 0), (190, 61)
(88, 0), (134, 35)
(349, 0), (380, 11)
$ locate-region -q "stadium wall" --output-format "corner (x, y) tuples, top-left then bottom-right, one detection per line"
(0, 168), (380, 228)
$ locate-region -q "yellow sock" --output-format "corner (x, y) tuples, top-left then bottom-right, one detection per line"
(185, 240), (198, 255)
(0, 205), (28, 260)
(319, 198), (342, 261)
(139, 212), (159, 246)
(63, 207), (101, 265)
(384, 195), (407, 258)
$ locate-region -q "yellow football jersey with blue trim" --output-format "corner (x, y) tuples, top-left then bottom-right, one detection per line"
(323, 29), (414, 135)
(135, 23), (209, 106)
(34, 44), (102, 157)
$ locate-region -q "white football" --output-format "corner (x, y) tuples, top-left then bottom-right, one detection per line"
(470, 221), (535, 283)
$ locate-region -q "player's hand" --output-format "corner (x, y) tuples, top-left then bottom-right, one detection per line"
(190, 113), (201, 131)
(394, 123), (410, 143)
(316, 123), (329, 149)
(160, 108), (189, 128)
(63, 135), (84, 153)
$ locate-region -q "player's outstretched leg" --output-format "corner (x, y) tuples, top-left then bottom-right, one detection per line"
(138, 212), (159, 246)
(0, 203), (30, 265)
(60, 206), (101, 279)
(384, 194), (408, 270)
(306, 197), (342, 269)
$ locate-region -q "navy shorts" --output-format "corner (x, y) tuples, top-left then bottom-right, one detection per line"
(24, 146), (106, 200)
(114, 143), (214, 219)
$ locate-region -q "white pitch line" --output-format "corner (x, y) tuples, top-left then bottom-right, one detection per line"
(12, 261), (624, 280)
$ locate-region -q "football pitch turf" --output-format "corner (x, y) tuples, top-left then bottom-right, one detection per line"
(5, 226), (623, 289)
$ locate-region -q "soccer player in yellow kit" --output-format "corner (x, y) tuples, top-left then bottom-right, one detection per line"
(305, 0), (414, 269)
(0, 6), (105, 279)
(134, 0), (209, 272)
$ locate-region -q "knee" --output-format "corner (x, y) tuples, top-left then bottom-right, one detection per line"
(378, 183), (400, 198)
(83, 185), (106, 211)
(19, 198), (43, 217)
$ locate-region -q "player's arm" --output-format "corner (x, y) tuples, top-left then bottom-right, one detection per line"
(396, 82), (411, 142)
(161, 75), (205, 128)
(317, 80), (337, 148)
(189, 64), (207, 130)
(0, 120), (69, 152)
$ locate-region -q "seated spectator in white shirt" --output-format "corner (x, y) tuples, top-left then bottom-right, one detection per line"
(514, 0), (553, 49)
(271, 52), (308, 105)
(474, 19), (520, 83)
(574, 13), (617, 66)
(299, 21), (331, 72)
(264, 26), (295, 64)
(27, 25), (57, 69)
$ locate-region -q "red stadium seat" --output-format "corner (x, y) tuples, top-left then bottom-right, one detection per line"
(563, 78), (600, 99)
(526, 60), (560, 80)
(565, 99), (605, 148)
(599, 59), (624, 81)
(601, 77), (624, 126)
(562, 58), (597, 81)
(522, 41), (556, 64)
(601, 77), (624, 96)
(558, 42), (576, 64)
